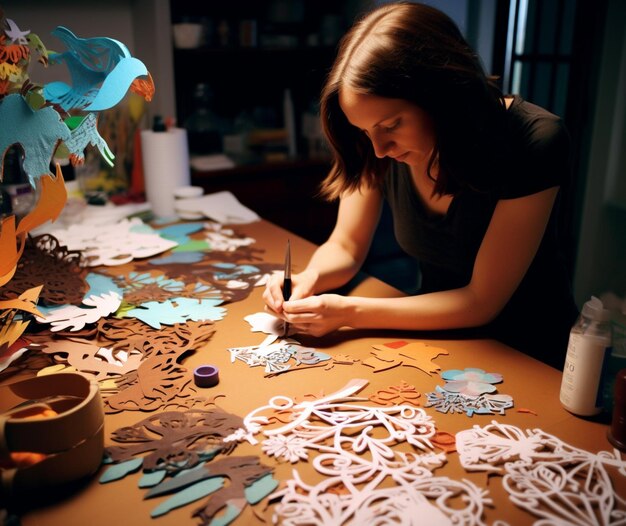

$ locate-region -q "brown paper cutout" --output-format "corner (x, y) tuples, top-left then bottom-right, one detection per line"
(0, 233), (88, 306)
(106, 409), (245, 472)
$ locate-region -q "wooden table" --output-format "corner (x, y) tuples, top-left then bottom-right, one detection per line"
(5, 219), (625, 525)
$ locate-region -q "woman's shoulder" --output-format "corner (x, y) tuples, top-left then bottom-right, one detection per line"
(507, 95), (568, 141)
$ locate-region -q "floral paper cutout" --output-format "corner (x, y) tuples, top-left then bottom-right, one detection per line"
(231, 379), (492, 525)
(456, 420), (626, 524)
(368, 380), (421, 407)
(425, 368), (513, 417)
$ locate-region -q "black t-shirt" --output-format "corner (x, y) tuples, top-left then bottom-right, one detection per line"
(383, 95), (578, 369)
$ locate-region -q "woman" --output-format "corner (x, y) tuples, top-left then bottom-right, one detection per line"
(263, 1), (578, 369)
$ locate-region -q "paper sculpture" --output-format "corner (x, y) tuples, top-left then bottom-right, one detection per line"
(0, 10), (154, 348)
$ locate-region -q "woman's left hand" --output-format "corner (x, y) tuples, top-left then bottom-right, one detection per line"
(281, 293), (352, 337)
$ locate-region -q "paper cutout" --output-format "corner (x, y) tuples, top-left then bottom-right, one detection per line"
(425, 368), (513, 417)
(44, 26), (154, 112)
(41, 339), (142, 380)
(64, 112), (114, 166)
(35, 290), (122, 332)
(365, 340), (449, 375)
(174, 191), (261, 224)
(122, 297), (225, 329)
(101, 409), (276, 525)
(0, 93), (70, 187)
(37, 218), (178, 266)
(456, 420), (626, 523)
(0, 233), (87, 306)
(425, 385), (514, 417)
(368, 380), (421, 407)
(233, 379), (491, 524)
(228, 337), (331, 376)
(441, 368), (503, 396)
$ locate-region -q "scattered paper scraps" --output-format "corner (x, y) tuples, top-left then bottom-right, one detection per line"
(35, 272), (122, 332)
(232, 379), (491, 525)
(364, 340), (449, 375)
(0, 233), (88, 307)
(456, 420), (626, 524)
(37, 218), (178, 266)
(25, 317), (216, 413)
(100, 409), (277, 525)
(368, 380), (421, 407)
(425, 368), (513, 417)
(203, 221), (257, 250)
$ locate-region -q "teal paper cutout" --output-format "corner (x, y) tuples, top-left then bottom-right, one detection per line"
(209, 503), (241, 526)
(99, 457), (143, 483)
(122, 297), (226, 329)
(150, 477), (224, 518)
(148, 252), (206, 265)
(244, 473), (279, 505)
(44, 26), (148, 112)
(138, 470), (166, 488)
(63, 112), (114, 166)
(0, 94), (71, 187)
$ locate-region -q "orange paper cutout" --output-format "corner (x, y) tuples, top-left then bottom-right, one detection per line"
(365, 341), (449, 375)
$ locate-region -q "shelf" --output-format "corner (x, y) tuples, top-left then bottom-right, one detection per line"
(190, 157), (337, 245)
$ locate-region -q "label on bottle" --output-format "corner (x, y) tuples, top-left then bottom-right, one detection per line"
(560, 332), (611, 416)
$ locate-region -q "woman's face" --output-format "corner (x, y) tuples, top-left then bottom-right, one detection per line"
(339, 87), (436, 165)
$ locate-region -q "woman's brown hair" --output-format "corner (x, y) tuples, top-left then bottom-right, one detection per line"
(319, 1), (505, 200)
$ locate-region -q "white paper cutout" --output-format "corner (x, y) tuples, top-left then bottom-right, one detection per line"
(39, 218), (177, 266)
(456, 420), (626, 524)
(35, 291), (122, 332)
(244, 312), (292, 336)
(174, 191), (260, 224)
(227, 380), (491, 525)
(204, 221), (256, 250)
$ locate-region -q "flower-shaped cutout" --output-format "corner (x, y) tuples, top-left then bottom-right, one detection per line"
(441, 368), (503, 396)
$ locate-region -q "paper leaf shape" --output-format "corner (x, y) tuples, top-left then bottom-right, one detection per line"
(122, 297), (225, 329)
(35, 291), (121, 332)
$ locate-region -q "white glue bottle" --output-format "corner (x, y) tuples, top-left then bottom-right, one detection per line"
(560, 296), (612, 416)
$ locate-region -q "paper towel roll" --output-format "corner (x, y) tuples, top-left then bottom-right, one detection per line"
(140, 127), (191, 218)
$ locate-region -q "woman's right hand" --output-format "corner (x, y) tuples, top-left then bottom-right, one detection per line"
(263, 268), (319, 316)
